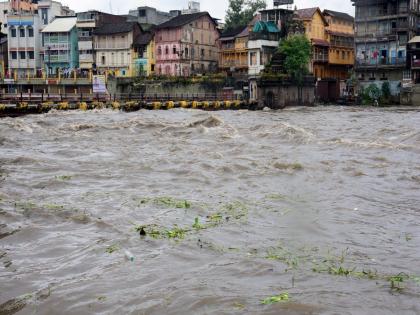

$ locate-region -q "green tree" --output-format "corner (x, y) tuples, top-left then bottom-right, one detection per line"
(225, 0), (267, 29)
(279, 35), (311, 84)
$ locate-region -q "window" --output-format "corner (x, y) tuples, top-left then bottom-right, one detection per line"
(19, 51), (26, 59)
(101, 55), (105, 65)
(158, 46), (162, 55)
(28, 27), (34, 37)
(250, 52), (257, 65)
(165, 46), (169, 54)
(201, 48), (205, 57)
(28, 51), (34, 59)
(10, 28), (16, 37)
(41, 8), (48, 25)
(173, 46), (177, 54)
(19, 27), (25, 37)
(138, 9), (146, 17)
(184, 47), (189, 57)
(11, 51), (17, 59)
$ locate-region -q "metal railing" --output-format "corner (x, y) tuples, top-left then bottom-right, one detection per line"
(356, 58), (406, 67)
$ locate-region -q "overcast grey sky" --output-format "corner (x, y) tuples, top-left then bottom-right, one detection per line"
(62, 0), (355, 21)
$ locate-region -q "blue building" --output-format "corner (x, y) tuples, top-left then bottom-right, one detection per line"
(42, 16), (79, 75)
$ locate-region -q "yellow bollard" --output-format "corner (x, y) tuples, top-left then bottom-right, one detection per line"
(192, 101), (198, 109)
(112, 101), (120, 110)
(179, 101), (188, 108)
(203, 101), (209, 109)
(166, 101), (174, 109)
(224, 101), (231, 109)
(153, 102), (161, 110)
(0, 104), (5, 111)
(214, 101), (221, 110)
(58, 102), (69, 110)
(79, 102), (88, 111)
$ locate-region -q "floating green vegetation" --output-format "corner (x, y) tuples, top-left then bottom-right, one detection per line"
(105, 244), (119, 254)
(261, 293), (290, 305)
(220, 201), (248, 220)
(97, 296), (107, 302)
(55, 175), (72, 181)
(265, 193), (287, 200)
(134, 224), (189, 240)
(266, 247), (300, 269)
(388, 273), (410, 292)
(233, 302), (245, 310)
(192, 217), (205, 230)
(405, 233), (413, 242)
(137, 197), (192, 209)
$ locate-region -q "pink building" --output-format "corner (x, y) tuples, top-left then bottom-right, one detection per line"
(155, 12), (220, 76)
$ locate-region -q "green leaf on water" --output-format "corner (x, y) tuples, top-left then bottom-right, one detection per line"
(105, 245), (119, 254)
(261, 293), (289, 305)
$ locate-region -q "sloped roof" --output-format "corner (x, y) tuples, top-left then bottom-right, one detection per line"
(94, 22), (139, 35)
(134, 32), (154, 46)
(42, 17), (77, 33)
(156, 12), (214, 29)
(296, 7), (328, 25)
(220, 25), (247, 39)
(323, 10), (354, 22)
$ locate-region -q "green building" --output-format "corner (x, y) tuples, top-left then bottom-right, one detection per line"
(42, 16), (79, 75)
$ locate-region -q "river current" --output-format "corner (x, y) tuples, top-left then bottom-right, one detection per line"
(0, 107), (420, 315)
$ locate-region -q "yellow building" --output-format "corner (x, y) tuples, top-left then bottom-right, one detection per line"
(323, 10), (355, 80)
(218, 25), (249, 75)
(296, 8), (355, 80)
(132, 32), (155, 76)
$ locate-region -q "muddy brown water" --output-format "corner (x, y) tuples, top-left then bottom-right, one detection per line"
(0, 107), (420, 315)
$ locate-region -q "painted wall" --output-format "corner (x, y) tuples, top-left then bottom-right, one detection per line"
(155, 14), (219, 76)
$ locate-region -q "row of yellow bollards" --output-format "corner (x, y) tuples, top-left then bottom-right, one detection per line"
(0, 100), (251, 115)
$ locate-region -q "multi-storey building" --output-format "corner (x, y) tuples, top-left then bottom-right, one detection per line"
(296, 8), (330, 78)
(154, 12), (219, 76)
(132, 31), (155, 76)
(0, 1), (9, 33)
(42, 16), (78, 75)
(76, 11), (127, 71)
(323, 10), (355, 80)
(218, 25), (249, 75)
(7, 0), (74, 77)
(352, 0), (419, 86)
(93, 22), (143, 77)
(248, 8), (293, 101)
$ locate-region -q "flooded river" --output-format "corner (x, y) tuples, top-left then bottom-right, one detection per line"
(1, 107), (420, 315)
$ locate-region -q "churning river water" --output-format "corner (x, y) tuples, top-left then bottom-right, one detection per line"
(0, 107), (420, 315)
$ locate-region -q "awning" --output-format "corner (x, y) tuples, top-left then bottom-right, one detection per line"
(312, 39), (330, 47)
(408, 36), (420, 44)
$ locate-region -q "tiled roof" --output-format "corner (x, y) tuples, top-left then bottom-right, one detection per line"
(156, 12), (212, 29)
(220, 25), (247, 39)
(296, 8), (318, 20)
(323, 10), (354, 22)
(94, 22), (139, 35)
(134, 32), (154, 46)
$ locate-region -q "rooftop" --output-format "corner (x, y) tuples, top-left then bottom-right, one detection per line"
(94, 22), (139, 35)
(42, 16), (77, 33)
(156, 12), (212, 29)
(323, 10), (354, 22)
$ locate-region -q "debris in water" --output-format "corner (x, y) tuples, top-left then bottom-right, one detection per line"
(261, 293), (290, 305)
(124, 250), (135, 262)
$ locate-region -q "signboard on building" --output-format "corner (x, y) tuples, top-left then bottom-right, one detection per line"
(92, 75), (108, 94)
(274, 0), (293, 5)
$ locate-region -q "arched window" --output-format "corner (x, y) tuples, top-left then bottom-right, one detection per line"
(173, 45), (177, 54)
(158, 46), (162, 55)
(165, 46), (169, 55)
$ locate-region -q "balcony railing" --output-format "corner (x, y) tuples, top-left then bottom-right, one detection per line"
(313, 54), (329, 62)
(220, 60), (248, 68)
(248, 32), (280, 42)
(356, 58), (406, 67)
(44, 55), (70, 63)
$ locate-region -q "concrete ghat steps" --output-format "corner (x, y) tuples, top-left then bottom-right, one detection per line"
(0, 100), (259, 116)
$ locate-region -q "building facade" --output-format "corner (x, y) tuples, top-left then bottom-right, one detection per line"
(7, 0), (74, 77)
(352, 0), (419, 87)
(127, 6), (178, 25)
(76, 11), (127, 71)
(323, 10), (355, 80)
(218, 25), (249, 75)
(132, 31), (155, 76)
(93, 22), (143, 77)
(42, 16), (78, 75)
(155, 12), (219, 76)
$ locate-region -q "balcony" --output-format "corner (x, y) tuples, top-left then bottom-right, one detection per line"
(43, 43), (70, 50)
(313, 54), (329, 62)
(356, 57), (406, 68)
(79, 54), (94, 63)
(248, 32), (280, 42)
(44, 55), (70, 63)
(220, 60), (248, 68)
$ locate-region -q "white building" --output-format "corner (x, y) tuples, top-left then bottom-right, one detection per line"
(0, 1), (9, 33)
(182, 1), (200, 14)
(7, 0), (74, 77)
